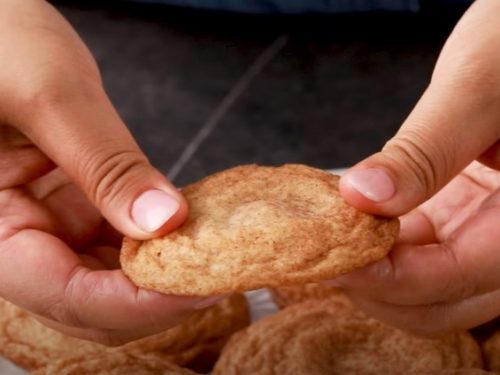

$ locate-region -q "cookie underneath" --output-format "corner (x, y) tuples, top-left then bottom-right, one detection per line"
(213, 296), (482, 375)
(121, 164), (399, 296)
(483, 331), (500, 371)
(33, 352), (196, 375)
(270, 283), (342, 308)
(0, 294), (248, 372)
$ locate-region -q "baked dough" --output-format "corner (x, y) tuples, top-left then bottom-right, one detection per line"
(213, 296), (482, 374)
(121, 164), (399, 295)
(0, 294), (248, 372)
(33, 352), (196, 375)
(270, 283), (341, 308)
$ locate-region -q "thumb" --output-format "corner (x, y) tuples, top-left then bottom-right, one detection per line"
(15, 85), (187, 240)
(340, 80), (500, 217)
(340, 0), (500, 217)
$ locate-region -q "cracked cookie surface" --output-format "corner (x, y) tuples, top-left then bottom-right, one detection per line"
(213, 296), (482, 375)
(121, 164), (399, 296)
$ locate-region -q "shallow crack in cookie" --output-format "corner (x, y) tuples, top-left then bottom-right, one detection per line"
(121, 164), (399, 296)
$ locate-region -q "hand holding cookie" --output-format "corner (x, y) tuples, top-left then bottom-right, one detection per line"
(337, 0), (500, 334)
(0, 0), (220, 346)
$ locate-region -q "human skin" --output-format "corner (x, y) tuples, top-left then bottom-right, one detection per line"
(0, 0), (222, 346)
(0, 0), (498, 345)
(338, 0), (500, 334)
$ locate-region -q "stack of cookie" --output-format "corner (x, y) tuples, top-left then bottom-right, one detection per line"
(0, 294), (249, 374)
(1, 165), (499, 374)
(215, 284), (489, 374)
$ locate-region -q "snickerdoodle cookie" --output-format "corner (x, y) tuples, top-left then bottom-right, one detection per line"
(33, 352), (197, 375)
(270, 283), (341, 308)
(412, 371), (494, 375)
(0, 294), (248, 372)
(213, 296), (482, 375)
(121, 164), (399, 296)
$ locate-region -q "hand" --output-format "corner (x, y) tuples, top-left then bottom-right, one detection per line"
(337, 0), (500, 334)
(0, 0), (219, 345)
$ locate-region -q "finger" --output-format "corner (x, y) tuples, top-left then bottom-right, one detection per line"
(0, 229), (225, 331)
(13, 85), (187, 240)
(32, 314), (173, 346)
(329, 243), (470, 306)
(332, 190), (500, 306)
(397, 210), (437, 245)
(1, 0), (186, 239)
(339, 0), (500, 217)
(28, 169), (103, 249)
(0, 126), (55, 188)
(347, 288), (500, 335)
(415, 164), (495, 242)
(0, 146), (54, 189)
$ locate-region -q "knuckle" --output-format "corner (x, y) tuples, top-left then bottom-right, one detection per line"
(37, 86), (98, 118)
(383, 131), (449, 198)
(0, 191), (24, 241)
(44, 299), (82, 328)
(44, 267), (90, 328)
(441, 241), (477, 301)
(79, 148), (149, 208)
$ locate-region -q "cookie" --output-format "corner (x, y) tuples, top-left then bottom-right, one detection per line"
(0, 293), (249, 372)
(483, 331), (500, 371)
(213, 296), (482, 374)
(33, 352), (196, 375)
(412, 371), (494, 375)
(270, 283), (342, 308)
(121, 164), (399, 296)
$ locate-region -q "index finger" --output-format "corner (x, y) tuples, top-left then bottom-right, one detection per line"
(0, 229), (210, 332)
(332, 192), (500, 306)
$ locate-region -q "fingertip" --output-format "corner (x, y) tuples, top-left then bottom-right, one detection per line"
(339, 168), (395, 216)
(330, 257), (394, 292)
(339, 173), (381, 214)
(129, 188), (188, 240)
(340, 165), (418, 218)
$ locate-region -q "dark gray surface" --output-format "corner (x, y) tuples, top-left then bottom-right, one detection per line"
(53, 1), (468, 185)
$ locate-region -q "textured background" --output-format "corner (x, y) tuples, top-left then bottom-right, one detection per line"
(50, 1), (468, 186)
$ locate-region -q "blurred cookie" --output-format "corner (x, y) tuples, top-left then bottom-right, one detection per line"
(213, 297), (482, 375)
(270, 283), (342, 308)
(0, 294), (249, 372)
(121, 164), (399, 296)
(483, 331), (500, 371)
(412, 371), (494, 375)
(125, 293), (249, 373)
(33, 352), (196, 375)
